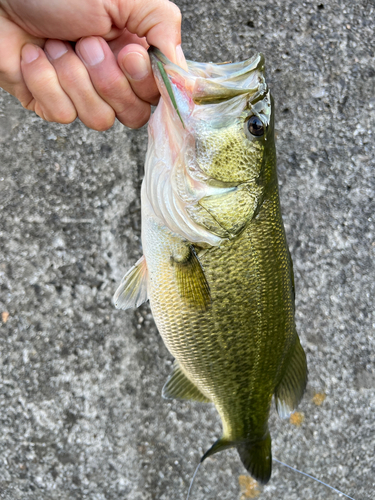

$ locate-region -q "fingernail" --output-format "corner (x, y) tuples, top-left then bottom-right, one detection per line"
(176, 45), (188, 70)
(78, 37), (105, 66)
(45, 40), (68, 60)
(22, 45), (39, 64)
(121, 52), (149, 81)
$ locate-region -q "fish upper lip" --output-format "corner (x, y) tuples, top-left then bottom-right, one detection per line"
(149, 47), (268, 99)
(149, 46), (266, 81)
(149, 46), (189, 77)
(149, 47), (270, 127)
(148, 46), (166, 63)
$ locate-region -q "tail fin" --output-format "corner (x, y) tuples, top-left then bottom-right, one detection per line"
(199, 432), (272, 485)
(236, 432), (272, 485)
(200, 437), (233, 462)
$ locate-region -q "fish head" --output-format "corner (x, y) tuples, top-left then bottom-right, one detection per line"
(150, 47), (274, 187)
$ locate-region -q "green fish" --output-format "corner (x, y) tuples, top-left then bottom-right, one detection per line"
(114, 47), (308, 485)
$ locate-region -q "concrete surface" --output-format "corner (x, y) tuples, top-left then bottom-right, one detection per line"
(0, 1), (374, 499)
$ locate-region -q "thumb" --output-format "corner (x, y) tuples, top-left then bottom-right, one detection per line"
(111, 0), (187, 69)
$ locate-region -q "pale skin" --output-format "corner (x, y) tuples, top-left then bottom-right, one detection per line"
(0, 0), (187, 130)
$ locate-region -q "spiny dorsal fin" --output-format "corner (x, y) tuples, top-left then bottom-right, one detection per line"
(274, 336), (308, 419)
(171, 245), (211, 312)
(113, 255), (148, 310)
(162, 362), (211, 403)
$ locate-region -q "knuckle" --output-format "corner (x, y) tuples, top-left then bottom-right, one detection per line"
(148, 92), (160, 106)
(59, 64), (87, 89)
(132, 113), (151, 129)
(54, 107), (77, 124)
(29, 72), (60, 100)
(95, 71), (124, 97)
(21, 96), (36, 111)
(169, 2), (182, 24)
(34, 98), (77, 124)
(120, 106), (151, 130)
(115, 88), (139, 115)
(0, 70), (18, 90)
(86, 111), (115, 131)
(0, 52), (22, 87)
(34, 103), (46, 121)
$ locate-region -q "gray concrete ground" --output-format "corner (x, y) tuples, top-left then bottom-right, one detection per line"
(0, 0), (374, 499)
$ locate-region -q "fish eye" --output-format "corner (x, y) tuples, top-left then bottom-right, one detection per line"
(247, 115), (264, 137)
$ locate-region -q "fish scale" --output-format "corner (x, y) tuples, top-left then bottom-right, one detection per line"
(114, 47), (308, 485)
(145, 184), (295, 437)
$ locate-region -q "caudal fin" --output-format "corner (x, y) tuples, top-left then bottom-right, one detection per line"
(200, 432), (272, 484)
(236, 432), (272, 484)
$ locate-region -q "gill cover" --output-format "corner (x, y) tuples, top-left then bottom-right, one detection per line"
(144, 48), (273, 247)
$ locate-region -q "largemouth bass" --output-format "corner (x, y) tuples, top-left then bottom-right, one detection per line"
(114, 48), (307, 484)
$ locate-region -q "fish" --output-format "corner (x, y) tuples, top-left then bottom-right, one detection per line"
(114, 47), (308, 485)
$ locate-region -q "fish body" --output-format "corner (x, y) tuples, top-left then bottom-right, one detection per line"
(114, 49), (307, 484)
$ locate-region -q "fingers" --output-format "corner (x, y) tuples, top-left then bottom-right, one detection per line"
(75, 36), (153, 128)
(109, 0), (188, 69)
(20, 36), (157, 130)
(117, 43), (159, 106)
(0, 12), (44, 110)
(21, 44), (77, 123)
(44, 39), (115, 130)
(107, 30), (159, 105)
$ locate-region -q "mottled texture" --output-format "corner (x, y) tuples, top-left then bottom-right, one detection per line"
(196, 117), (264, 183)
(0, 0), (374, 499)
(140, 52), (305, 485)
(145, 186), (301, 433)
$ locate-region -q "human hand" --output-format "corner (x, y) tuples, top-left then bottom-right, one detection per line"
(0, 0), (186, 130)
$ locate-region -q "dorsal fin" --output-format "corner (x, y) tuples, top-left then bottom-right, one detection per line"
(274, 336), (308, 419)
(162, 362), (211, 403)
(113, 256), (148, 310)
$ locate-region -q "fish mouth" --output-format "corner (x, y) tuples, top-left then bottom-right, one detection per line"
(149, 46), (268, 106)
(148, 46), (174, 66)
(149, 46), (189, 128)
(149, 47), (271, 130)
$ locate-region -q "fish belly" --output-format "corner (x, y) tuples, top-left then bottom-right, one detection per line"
(142, 186), (297, 443)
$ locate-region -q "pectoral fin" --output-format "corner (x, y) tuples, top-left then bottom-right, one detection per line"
(162, 362), (211, 402)
(274, 337), (308, 419)
(171, 244), (211, 311)
(113, 256), (148, 310)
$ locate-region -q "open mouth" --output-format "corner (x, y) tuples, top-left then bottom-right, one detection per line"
(149, 46), (267, 102)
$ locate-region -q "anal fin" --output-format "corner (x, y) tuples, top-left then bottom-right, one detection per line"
(275, 336), (308, 419)
(113, 255), (148, 310)
(162, 362), (211, 403)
